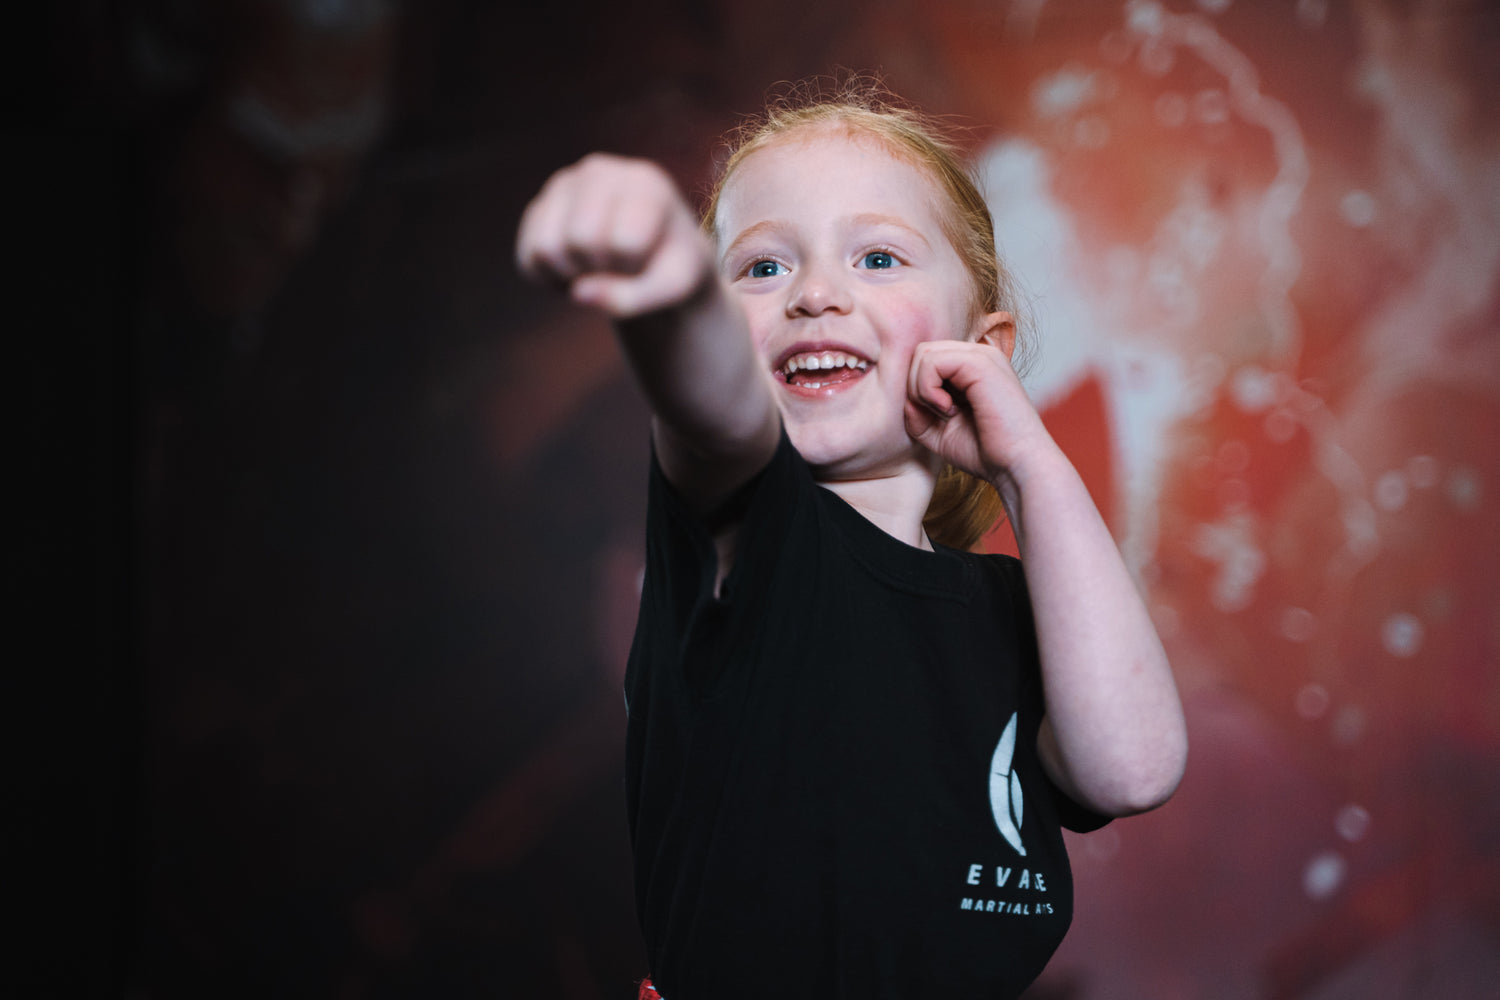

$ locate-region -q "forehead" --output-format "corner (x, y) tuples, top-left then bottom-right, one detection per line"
(715, 125), (949, 238)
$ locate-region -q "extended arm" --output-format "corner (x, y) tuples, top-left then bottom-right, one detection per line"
(905, 334), (1187, 817)
(515, 154), (779, 509)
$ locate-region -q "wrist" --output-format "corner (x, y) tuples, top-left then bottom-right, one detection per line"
(985, 430), (1067, 494)
(986, 433), (1072, 533)
(616, 259), (724, 340)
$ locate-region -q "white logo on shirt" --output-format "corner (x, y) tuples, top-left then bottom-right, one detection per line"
(988, 712), (1026, 856)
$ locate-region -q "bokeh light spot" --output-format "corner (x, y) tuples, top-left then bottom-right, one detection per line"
(1335, 803), (1371, 842)
(1381, 612), (1424, 658)
(1340, 189), (1377, 227)
(1295, 683), (1330, 720)
(1374, 470), (1408, 511)
(1280, 606), (1318, 643)
(1303, 851), (1346, 900)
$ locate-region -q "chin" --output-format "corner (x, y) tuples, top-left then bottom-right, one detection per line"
(784, 423), (914, 481)
(784, 421), (856, 471)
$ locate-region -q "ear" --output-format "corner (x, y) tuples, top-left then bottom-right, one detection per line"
(972, 311), (1016, 361)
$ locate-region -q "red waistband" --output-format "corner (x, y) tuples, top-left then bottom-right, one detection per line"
(638, 978), (664, 1000)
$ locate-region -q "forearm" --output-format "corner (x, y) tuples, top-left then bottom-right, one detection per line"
(620, 281), (780, 508)
(997, 438), (1187, 817)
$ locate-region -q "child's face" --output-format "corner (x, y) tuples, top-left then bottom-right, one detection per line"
(715, 126), (986, 480)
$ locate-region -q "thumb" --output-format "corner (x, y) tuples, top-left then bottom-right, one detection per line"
(573, 226), (709, 318)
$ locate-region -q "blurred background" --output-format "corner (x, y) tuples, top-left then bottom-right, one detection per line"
(18, 0), (1499, 996)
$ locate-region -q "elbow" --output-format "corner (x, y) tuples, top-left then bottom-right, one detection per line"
(1097, 735), (1188, 818)
(1105, 770), (1183, 818)
(1040, 712), (1189, 818)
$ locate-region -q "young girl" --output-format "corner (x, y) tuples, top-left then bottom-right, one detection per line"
(516, 80), (1187, 999)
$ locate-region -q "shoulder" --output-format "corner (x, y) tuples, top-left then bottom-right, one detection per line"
(949, 548), (1029, 602)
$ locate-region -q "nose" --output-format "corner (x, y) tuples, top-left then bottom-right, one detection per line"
(786, 261), (852, 318)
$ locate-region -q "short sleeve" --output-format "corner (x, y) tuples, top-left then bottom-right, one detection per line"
(629, 427), (810, 703)
(991, 554), (1113, 835)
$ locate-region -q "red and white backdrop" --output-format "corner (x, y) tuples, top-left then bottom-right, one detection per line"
(84, 0), (1498, 996)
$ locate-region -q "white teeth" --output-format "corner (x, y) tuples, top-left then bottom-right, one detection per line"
(781, 351), (870, 377)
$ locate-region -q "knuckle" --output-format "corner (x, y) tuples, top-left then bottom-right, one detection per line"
(577, 151), (622, 172)
(627, 158), (670, 184)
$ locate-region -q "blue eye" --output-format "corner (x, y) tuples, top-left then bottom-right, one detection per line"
(749, 260), (786, 278)
(861, 250), (898, 270)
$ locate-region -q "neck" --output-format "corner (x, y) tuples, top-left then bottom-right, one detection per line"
(817, 458), (939, 551)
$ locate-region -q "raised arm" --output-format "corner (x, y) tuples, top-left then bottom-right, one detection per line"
(999, 435), (1186, 816)
(515, 153), (780, 509)
(906, 332), (1188, 817)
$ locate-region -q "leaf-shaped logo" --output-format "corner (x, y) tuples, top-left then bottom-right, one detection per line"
(988, 712), (1026, 856)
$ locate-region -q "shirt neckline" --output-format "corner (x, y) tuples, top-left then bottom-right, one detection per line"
(815, 483), (979, 601)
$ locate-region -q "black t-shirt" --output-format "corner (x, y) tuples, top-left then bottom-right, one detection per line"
(625, 432), (1107, 999)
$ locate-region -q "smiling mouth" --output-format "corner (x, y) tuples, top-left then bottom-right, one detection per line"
(776, 350), (871, 390)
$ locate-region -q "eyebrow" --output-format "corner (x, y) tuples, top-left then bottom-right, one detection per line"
(849, 214), (932, 250)
(720, 220), (792, 269)
(720, 214), (933, 269)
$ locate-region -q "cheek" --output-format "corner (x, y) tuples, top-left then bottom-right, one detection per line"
(879, 296), (952, 355)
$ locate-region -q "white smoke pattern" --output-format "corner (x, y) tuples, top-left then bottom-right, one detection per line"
(1349, 0), (1500, 391)
(980, 0), (1497, 611)
(980, 0), (1318, 582)
(1122, 0), (1310, 368)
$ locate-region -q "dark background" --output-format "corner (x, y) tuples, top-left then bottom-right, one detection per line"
(17, 1), (1500, 997)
